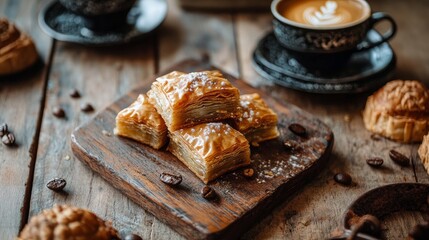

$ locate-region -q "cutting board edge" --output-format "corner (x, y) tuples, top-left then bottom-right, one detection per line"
(71, 129), (333, 240)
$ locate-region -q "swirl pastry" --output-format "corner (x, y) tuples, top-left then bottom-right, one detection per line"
(418, 133), (429, 175)
(232, 93), (279, 145)
(363, 80), (429, 143)
(168, 123), (250, 183)
(0, 18), (38, 75)
(114, 94), (168, 149)
(147, 71), (240, 131)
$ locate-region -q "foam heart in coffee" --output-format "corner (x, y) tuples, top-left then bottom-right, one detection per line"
(278, 0), (369, 28)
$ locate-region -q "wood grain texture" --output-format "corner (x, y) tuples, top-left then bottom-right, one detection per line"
(27, 38), (158, 238)
(158, 0), (238, 76)
(0, 0), (52, 238)
(236, 0), (429, 239)
(71, 59), (333, 240)
(1, 0), (428, 239)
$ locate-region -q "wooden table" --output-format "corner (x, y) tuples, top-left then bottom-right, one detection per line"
(1, 0), (429, 239)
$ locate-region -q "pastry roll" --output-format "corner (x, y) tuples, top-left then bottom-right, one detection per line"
(168, 122), (250, 183)
(0, 18), (38, 75)
(147, 71), (240, 131)
(233, 93), (279, 145)
(114, 94), (168, 149)
(363, 80), (429, 143)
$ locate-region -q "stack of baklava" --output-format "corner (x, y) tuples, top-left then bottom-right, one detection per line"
(114, 70), (279, 183)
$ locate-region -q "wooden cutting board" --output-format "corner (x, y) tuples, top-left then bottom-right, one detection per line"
(71, 59), (334, 240)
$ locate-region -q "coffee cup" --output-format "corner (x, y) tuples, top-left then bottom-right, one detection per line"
(59, 0), (137, 31)
(271, 0), (397, 69)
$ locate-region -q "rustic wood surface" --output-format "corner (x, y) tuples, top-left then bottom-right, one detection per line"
(1, 0), (429, 239)
(71, 60), (333, 240)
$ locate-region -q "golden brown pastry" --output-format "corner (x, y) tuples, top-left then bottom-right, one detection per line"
(363, 80), (429, 143)
(0, 18), (38, 75)
(168, 122), (250, 183)
(147, 70), (240, 131)
(18, 205), (119, 240)
(418, 133), (429, 175)
(232, 93), (279, 145)
(114, 94), (168, 149)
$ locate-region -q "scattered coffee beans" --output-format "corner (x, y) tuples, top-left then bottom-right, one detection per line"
(124, 234), (143, 240)
(389, 149), (410, 166)
(0, 123), (8, 137)
(2, 132), (15, 146)
(46, 178), (67, 192)
(69, 89), (81, 98)
(334, 173), (352, 186)
(201, 186), (216, 200)
(243, 168), (254, 178)
(366, 158), (384, 168)
(52, 107), (65, 118)
(80, 103), (94, 112)
(288, 123), (307, 136)
(159, 172), (182, 186)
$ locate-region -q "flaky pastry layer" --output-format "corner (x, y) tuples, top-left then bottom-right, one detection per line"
(168, 123), (250, 183)
(148, 71), (240, 131)
(233, 93), (279, 144)
(114, 94), (168, 149)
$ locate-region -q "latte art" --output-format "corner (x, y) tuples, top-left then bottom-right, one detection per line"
(278, 0), (368, 28)
(304, 1), (352, 26)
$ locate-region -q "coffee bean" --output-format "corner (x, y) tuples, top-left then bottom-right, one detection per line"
(366, 158), (384, 168)
(159, 172), (182, 186)
(81, 103), (94, 112)
(409, 221), (429, 240)
(201, 186), (216, 200)
(389, 149), (410, 166)
(46, 178), (66, 191)
(334, 173), (352, 186)
(2, 132), (15, 146)
(52, 107), (65, 118)
(288, 123), (307, 136)
(0, 123), (8, 137)
(124, 234), (142, 240)
(243, 168), (254, 178)
(69, 89), (81, 98)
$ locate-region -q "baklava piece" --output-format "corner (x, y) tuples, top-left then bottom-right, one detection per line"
(114, 94), (168, 149)
(363, 80), (429, 143)
(147, 71), (240, 131)
(168, 122), (250, 183)
(233, 93), (279, 145)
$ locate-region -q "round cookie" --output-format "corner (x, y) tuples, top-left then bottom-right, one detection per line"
(363, 80), (429, 143)
(18, 205), (119, 240)
(0, 18), (38, 76)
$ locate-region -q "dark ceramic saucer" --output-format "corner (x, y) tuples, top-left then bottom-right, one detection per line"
(38, 0), (167, 46)
(252, 31), (396, 94)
